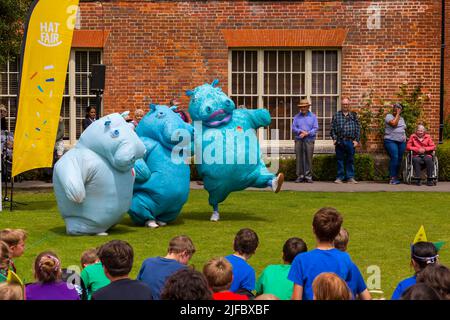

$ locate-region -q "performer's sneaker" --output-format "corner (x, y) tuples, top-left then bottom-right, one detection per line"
(210, 211), (220, 222)
(272, 173), (284, 193)
(156, 220), (167, 226)
(145, 220), (159, 228)
(96, 232), (108, 236)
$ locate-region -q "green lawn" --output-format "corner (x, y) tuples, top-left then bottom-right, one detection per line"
(1, 189), (449, 299)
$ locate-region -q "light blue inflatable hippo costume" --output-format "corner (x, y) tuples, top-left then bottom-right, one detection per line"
(53, 113), (146, 235)
(128, 104), (194, 228)
(187, 80), (284, 221)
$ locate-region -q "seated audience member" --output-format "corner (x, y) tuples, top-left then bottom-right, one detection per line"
(92, 240), (152, 300)
(288, 207), (361, 300)
(137, 235), (195, 300)
(391, 241), (439, 300)
(161, 268), (212, 300)
(80, 248), (110, 300)
(226, 228), (259, 298)
(25, 252), (80, 300)
(203, 257), (249, 300)
(406, 125), (436, 186)
(333, 228), (372, 300)
(0, 241), (11, 283)
(0, 282), (24, 300)
(416, 263), (450, 300)
(312, 272), (353, 300)
(400, 283), (441, 300)
(255, 293), (280, 300)
(256, 237), (307, 300)
(0, 229), (27, 273)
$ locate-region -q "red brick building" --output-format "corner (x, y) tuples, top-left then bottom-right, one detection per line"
(1, 0), (448, 151)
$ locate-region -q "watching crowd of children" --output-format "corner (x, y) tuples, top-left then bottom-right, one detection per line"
(0, 207), (449, 300)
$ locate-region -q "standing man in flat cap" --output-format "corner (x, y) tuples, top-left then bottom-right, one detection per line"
(292, 98), (318, 183)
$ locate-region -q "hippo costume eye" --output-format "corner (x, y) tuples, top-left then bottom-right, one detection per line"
(111, 129), (120, 138)
(156, 111), (165, 119)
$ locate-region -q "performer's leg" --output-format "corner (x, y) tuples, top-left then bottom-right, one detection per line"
(128, 193), (157, 227)
(210, 203), (220, 222)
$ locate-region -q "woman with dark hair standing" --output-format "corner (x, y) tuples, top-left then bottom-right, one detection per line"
(25, 251), (80, 300)
(82, 106), (97, 131)
(384, 103), (407, 185)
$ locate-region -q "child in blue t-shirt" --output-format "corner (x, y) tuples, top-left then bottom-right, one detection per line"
(288, 207), (358, 300)
(334, 227), (371, 300)
(391, 241), (439, 300)
(225, 228), (259, 298)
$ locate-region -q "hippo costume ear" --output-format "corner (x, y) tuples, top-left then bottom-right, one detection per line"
(121, 111), (130, 119)
(211, 79), (219, 87)
(149, 103), (157, 112)
(186, 90), (194, 97)
(170, 106), (178, 111)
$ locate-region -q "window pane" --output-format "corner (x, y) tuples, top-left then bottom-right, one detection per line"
(326, 51), (338, 72)
(1, 74), (7, 95)
(245, 73), (253, 94)
(312, 73), (324, 95)
(232, 51), (238, 72)
(278, 74), (286, 95)
(237, 73), (244, 94)
(76, 73), (88, 95)
(267, 51), (276, 72)
(312, 51), (324, 72)
(9, 73), (18, 95)
(245, 51), (256, 72)
(325, 73), (338, 94)
(76, 52), (87, 72)
(89, 51), (101, 66)
(231, 73), (237, 94)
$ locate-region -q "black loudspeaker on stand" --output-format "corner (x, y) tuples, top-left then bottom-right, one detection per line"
(1, 130), (26, 211)
(90, 64), (106, 119)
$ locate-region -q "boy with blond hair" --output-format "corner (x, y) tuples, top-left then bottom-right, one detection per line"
(0, 229), (27, 273)
(203, 257), (248, 300)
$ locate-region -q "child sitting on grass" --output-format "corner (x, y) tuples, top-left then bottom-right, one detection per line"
(0, 229), (27, 273)
(25, 251), (79, 300)
(203, 257), (249, 300)
(80, 248), (110, 300)
(334, 228), (372, 300)
(0, 241), (11, 283)
(391, 241), (439, 300)
(225, 228), (259, 298)
(312, 272), (353, 300)
(0, 282), (24, 300)
(288, 207), (364, 300)
(256, 237), (307, 300)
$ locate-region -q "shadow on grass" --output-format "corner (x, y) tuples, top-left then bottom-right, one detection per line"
(49, 224), (137, 237)
(2, 200), (56, 211)
(179, 211), (269, 222)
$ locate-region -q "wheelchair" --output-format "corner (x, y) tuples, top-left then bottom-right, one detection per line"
(402, 150), (438, 185)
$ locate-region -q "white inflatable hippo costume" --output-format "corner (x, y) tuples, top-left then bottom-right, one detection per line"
(53, 113), (146, 235)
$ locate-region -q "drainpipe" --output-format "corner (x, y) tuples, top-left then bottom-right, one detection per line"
(440, 0), (445, 143)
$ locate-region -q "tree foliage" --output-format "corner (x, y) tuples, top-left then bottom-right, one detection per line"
(0, 0), (33, 65)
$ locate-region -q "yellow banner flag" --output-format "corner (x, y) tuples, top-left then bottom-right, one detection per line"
(12, 0), (79, 177)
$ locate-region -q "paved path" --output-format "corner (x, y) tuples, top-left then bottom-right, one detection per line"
(12, 180), (450, 192)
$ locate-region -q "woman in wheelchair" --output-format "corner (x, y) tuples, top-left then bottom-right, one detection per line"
(406, 125), (436, 186)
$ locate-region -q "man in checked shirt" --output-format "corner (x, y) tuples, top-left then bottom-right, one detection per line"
(330, 98), (361, 184)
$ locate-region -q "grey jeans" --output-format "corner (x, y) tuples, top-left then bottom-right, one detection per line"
(295, 139), (315, 179)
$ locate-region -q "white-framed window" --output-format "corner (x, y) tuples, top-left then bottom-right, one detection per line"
(0, 49), (102, 144)
(229, 49), (341, 145)
(0, 58), (19, 131)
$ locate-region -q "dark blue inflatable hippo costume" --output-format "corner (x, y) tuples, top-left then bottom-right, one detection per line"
(187, 80), (284, 221)
(128, 104), (194, 228)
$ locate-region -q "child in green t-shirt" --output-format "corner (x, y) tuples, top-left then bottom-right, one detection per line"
(256, 237), (307, 300)
(0, 241), (11, 283)
(80, 248), (110, 300)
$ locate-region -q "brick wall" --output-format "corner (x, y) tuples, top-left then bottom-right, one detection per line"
(77, 0), (442, 150)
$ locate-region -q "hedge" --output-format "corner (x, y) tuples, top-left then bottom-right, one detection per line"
(190, 140), (450, 182)
(437, 140), (450, 181)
